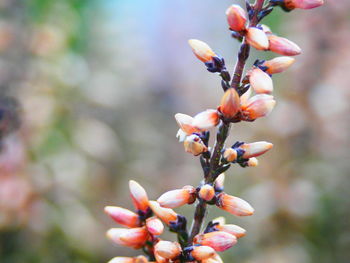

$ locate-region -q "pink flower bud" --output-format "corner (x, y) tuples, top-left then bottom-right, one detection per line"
(226, 5), (247, 32)
(106, 227), (149, 249)
(241, 94), (276, 120)
(194, 231), (237, 252)
(192, 109), (220, 130)
(263, 56), (295, 74)
(149, 201), (178, 225)
(268, 35), (301, 56)
(239, 141), (273, 158)
(284, 0), (324, 10)
(191, 245), (216, 261)
(214, 173), (225, 192)
(174, 113), (200, 135)
(246, 27), (269, 51)
(108, 257), (134, 263)
(247, 157), (259, 167)
(219, 88), (240, 119)
(222, 148), (237, 162)
(216, 224), (246, 239)
(157, 186), (196, 208)
(216, 193), (254, 216)
(129, 180), (149, 212)
(184, 134), (208, 156)
(261, 24), (272, 35)
(104, 206), (140, 228)
(188, 39), (216, 63)
(249, 68), (273, 94)
(146, 217), (164, 236)
(199, 184), (216, 201)
(154, 241), (182, 260)
(239, 87), (252, 105)
(202, 253), (224, 263)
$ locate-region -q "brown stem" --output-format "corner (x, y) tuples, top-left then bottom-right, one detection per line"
(188, 0), (267, 245)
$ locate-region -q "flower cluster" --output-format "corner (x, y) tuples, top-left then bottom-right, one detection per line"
(105, 0), (324, 262)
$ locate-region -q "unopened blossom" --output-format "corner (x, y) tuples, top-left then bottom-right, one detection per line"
(199, 184), (216, 201)
(202, 253), (224, 263)
(226, 4), (247, 32)
(129, 180), (150, 213)
(157, 185), (196, 208)
(184, 134), (208, 156)
(154, 241), (182, 260)
(104, 206), (140, 228)
(216, 192), (254, 216)
(215, 224), (246, 239)
(218, 88), (240, 119)
(192, 109), (220, 130)
(239, 141), (273, 158)
(241, 94), (276, 120)
(194, 231), (237, 252)
(108, 257), (134, 263)
(174, 113), (199, 135)
(188, 39), (217, 63)
(247, 157), (259, 167)
(246, 27), (269, 50)
(146, 217), (164, 236)
(149, 201), (178, 225)
(263, 56), (295, 74)
(191, 245), (216, 261)
(106, 227), (149, 249)
(222, 148), (237, 162)
(214, 173), (225, 192)
(249, 68), (273, 94)
(268, 35), (301, 56)
(283, 0), (324, 10)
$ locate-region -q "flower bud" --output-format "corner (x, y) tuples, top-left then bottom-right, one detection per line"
(268, 35), (301, 56)
(157, 186), (196, 208)
(191, 246), (216, 261)
(240, 87), (252, 105)
(212, 216), (226, 225)
(104, 206), (140, 228)
(239, 141), (273, 158)
(226, 5), (247, 32)
(284, 0), (324, 10)
(188, 39), (216, 63)
(202, 253), (223, 263)
(108, 257), (134, 263)
(174, 113), (199, 135)
(149, 201), (178, 225)
(216, 193), (254, 216)
(184, 134), (208, 156)
(154, 241), (182, 260)
(222, 148), (237, 162)
(134, 256), (149, 263)
(249, 68), (273, 94)
(106, 227), (149, 249)
(263, 56), (295, 74)
(146, 217), (164, 236)
(214, 173), (225, 192)
(129, 180), (149, 212)
(219, 88), (240, 119)
(192, 109), (220, 130)
(194, 231), (237, 252)
(247, 157), (259, 167)
(246, 27), (269, 50)
(241, 94), (276, 120)
(216, 224), (246, 239)
(199, 184), (216, 201)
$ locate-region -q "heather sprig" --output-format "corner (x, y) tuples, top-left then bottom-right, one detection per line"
(104, 1), (324, 262)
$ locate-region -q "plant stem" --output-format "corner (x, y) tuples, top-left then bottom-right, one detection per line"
(187, 0), (267, 245)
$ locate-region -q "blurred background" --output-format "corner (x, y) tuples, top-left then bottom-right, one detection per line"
(0, 0), (349, 262)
